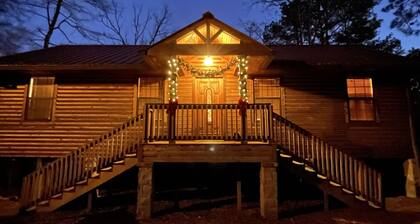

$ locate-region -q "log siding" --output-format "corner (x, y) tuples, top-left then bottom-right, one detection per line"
(0, 82), (136, 157)
(282, 73), (411, 159)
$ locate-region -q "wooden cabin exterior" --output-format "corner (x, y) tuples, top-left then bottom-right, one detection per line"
(0, 12), (418, 219)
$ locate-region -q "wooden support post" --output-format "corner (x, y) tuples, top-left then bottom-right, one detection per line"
(137, 162), (153, 220)
(36, 158), (43, 169)
(168, 111), (176, 144)
(260, 162), (278, 219)
(323, 190), (329, 211)
(241, 111), (247, 144)
(236, 181), (242, 211)
(86, 192), (93, 212)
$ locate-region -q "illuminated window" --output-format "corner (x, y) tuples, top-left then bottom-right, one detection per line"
(254, 79), (282, 115)
(176, 23), (240, 44)
(209, 24), (219, 38)
(346, 78), (375, 121)
(26, 77), (55, 120)
(197, 24), (207, 37)
(176, 31), (205, 44)
(211, 31), (240, 44)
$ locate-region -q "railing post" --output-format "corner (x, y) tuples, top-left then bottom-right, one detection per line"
(268, 104), (273, 142)
(144, 105), (149, 143)
(241, 108), (247, 144)
(168, 105), (176, 144)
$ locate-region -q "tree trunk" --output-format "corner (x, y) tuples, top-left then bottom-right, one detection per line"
(43, 0), (63, 49)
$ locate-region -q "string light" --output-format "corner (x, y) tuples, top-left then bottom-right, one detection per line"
(237, 55), (249, 103)
(167, 57), (180, 102)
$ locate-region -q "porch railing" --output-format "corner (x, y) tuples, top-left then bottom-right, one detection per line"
(271, 113), (383, 207)
(20, 114), (143, 210)
(144, 104), (273, 142)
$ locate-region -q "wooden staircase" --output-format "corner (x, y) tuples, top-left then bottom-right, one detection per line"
(18, 104), (384, 213)
(272, 113), (383, 209)
(20, 115), (143, 212)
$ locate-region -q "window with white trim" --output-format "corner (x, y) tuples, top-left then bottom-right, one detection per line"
(26, 77), (55, 120)
(346, 78), (375, 121)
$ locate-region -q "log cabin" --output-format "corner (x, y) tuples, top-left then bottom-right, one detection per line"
(0, 12), (418, 219)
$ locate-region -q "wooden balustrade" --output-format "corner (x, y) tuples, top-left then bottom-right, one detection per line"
(20, 102), (384, 210)
(20, 115), (143, 210)
(144, 103), (272, 142)
(272, 113), (383, 207)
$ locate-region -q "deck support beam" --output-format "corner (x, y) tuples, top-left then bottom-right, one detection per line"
(260, 162), (278, 219)
(136, 162), (153, 220)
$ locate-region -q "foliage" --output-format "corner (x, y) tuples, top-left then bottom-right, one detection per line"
(367, 34), (404, 55)
(259, 0), (381, 45)
(407, 48), (420, 59)
(382, 0), (420, 35)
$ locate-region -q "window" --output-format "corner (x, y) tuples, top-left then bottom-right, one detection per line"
(346, 78), (375, 121)
(26, 77), (55, 120)
(138, 78), (163, 114)
(254, 79), (282, 115)
(176, 23), (240, 44)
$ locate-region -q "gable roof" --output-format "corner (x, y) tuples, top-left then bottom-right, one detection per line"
(147, 12), (272, 57)
(270, 45), (411, 67)
(0, 44), (417, 73)
(0, 45), (147, 66)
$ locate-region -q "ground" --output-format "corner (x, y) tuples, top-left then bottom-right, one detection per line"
(1, 197), (420, 224)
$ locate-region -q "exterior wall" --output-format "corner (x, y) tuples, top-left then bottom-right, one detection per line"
(0, 80), (136, 157)
(282, 72), (411, 159)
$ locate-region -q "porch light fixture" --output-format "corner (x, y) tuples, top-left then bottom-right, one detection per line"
(203, 56), (213, 66)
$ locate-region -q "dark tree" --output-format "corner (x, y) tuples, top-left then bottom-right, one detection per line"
(367, 34), (404, 55)
(258, 0), (381, 45)
(20, 0), (111, 49)
(383, 0), (420, 35)
(92, 1), (171, 45)
(407, 48), (420, 59)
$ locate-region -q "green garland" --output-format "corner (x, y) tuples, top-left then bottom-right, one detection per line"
(178, 57), (237, 78)
(237, 55), (249, 102)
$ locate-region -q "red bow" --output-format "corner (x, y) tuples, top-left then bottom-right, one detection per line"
(238, 99), (248, 116)
(167, 99), (178, 114)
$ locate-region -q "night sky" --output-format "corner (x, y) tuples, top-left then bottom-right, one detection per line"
(46, 0), (419, 52)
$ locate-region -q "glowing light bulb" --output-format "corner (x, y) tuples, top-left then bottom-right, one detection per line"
(203, 56), (213, 66)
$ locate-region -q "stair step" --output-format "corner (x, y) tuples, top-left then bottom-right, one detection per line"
(279, 152), (292, 158)
(316, 174), (327, 179)
(38, 200), (49, 206)
(304, 165), (316, 172)
(51, 193), (63, 199)
(25, 205), (37, 212)
(100, 166), (113, 172)
(113, 160), (125, 165)
(342, 188), (354, 194)
(90, 171), (100, 178)
(125, 153), (136, 158)
(63, 186), (75, 192)
(368, 201), (381, 209)
(75, 179), (88, 185)
(329, 181), (341, 187)
(292, 160), (304, 166)
(355, 195), (367, 201)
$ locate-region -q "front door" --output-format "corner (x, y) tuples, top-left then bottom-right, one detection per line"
(193, 78), (224, 136)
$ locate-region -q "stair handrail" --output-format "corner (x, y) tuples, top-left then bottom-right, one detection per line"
(272, 113), (383, 208)
(20, 114), (143, 210)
